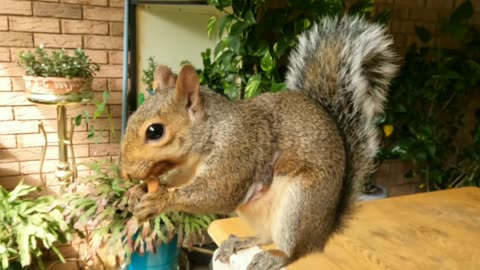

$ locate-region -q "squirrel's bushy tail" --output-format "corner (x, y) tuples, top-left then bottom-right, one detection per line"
(286, 16), (397, 229)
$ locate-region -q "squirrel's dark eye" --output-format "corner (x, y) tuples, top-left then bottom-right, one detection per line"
(146, 124), (165, 141)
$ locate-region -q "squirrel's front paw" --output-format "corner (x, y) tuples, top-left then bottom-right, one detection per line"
(133, 187), (170, 222)
(126, 183), (147, 213)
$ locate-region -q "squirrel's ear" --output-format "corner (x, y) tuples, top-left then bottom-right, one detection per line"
(176, 65), (203, 116)
(153, 65), (175, 91)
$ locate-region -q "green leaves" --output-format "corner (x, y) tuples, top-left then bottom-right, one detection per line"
(0, 182), (73, 269)
(61, 160), (218, 265)
(381, 0), (480, 191)
(450, 0), (474, 23)
(260, 50), (274, 74)
(200, 0), (345, 100)
(245, 74), (262, 98)
(207, 16), (217, 38)
(17, 47), (100, 78)
(415, 26), (432, 43)
(141, 56), (159, 93)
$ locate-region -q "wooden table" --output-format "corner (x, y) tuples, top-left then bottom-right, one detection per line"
(208, 187), (480, 270)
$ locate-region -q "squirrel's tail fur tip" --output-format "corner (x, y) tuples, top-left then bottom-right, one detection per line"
(286, 15), (398, 228)
(286, 16), (397, 124)
(286, 14), (398, 162)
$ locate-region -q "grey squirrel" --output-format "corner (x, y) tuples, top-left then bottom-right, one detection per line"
(120, 16), (397, 269)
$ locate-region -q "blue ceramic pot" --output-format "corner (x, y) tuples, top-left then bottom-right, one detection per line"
(127, 235), (180, 270)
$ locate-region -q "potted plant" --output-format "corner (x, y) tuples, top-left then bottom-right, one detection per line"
(0, 182), (73, 270)
(17, 47), (100, 105)
(60, 160), (216, 270)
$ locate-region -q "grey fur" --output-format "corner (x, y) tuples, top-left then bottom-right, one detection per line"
(122, 15), (398, 269)
(286, 16), (397, 228)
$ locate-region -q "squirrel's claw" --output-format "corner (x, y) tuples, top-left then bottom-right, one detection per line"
(133, 188), (169, 222)
(247, 251), (286, 270)
(127, 183), (147, 213)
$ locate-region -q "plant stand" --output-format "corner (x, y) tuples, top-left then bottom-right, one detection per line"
(23, 76), (92, 188)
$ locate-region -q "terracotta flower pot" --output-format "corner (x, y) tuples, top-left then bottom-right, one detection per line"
(23, 76), (93, 105)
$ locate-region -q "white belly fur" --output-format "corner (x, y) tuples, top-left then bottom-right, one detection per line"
(235, 175), (292, 243)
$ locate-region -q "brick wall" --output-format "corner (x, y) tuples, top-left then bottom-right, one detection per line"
(0, 0), (479, 195)
(374, 0), (480, 55)
(371, 0), (480, 196)
(0, 0), (124, 193)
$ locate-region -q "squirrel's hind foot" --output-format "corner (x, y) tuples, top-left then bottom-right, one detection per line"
(247, 250), (287, 270)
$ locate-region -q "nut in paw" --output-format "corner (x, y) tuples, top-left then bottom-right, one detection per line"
(133, 187), (170, 222)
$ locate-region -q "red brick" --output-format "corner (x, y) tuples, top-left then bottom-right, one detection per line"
(0, 107), (13, 120)
(33, 2), (81, 19)
(34, 33), (82, 48)
(75, 156), (113, 169)
(9, 16), (60, 33)
(14, 105), (98, 120)
(390, 6), (410, 20)
(62, 20), (109, 35)
(93, 91), (121, 104)
(109, 128), (121, 143)
(84, 35), (123, 50)
(110, 22), (123, 36)
(92, 78), (108, 91)
(0, 121), (38, 135)
(41, 119), (87, 133)
(0, 162), (20, 176)
(8, 47), (25, 62)
(389, 184), (419, 197)
(109, 0), (124, 7)
(471, 12), (480, 25)
(17, 133), (56, 148)
(11, 78), (25, 91)
(20, 160), (57, 174)
(391, 21), (416, 34)
(409, 8), (444, 21)
(0, 16), (7, 31)
(14, 106), (56, 120)
(0, 63), (26, 77)
(63, 0), (108, 6)
(0, 147), (42, 162)
(96, 64), (123, 77)
(89, 143), (120, 156)
(0, 92), (30, 106)
(109, 105), (122, 117)
(108, 51), (123, 64)
(426, 0), (454, 8)
(108, 78), (123, 91)
(84, 6), (123, 22)
(0, 175), (44, 190)
(45, 144), (90, 159)
(90, 117), (121, 130)
(0, 135), (16, 148)
(395, 0), (426, 7)
(84, 49), (108, 64)
(0, 48), (10, 62)
(0, 78), (11, 91)
(0, 32), (33, 47)
(0, 1), (32, 15)
(74, 130), (109, 144)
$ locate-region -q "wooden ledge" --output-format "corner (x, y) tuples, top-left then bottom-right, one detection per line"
(208, 187), (480, 270)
